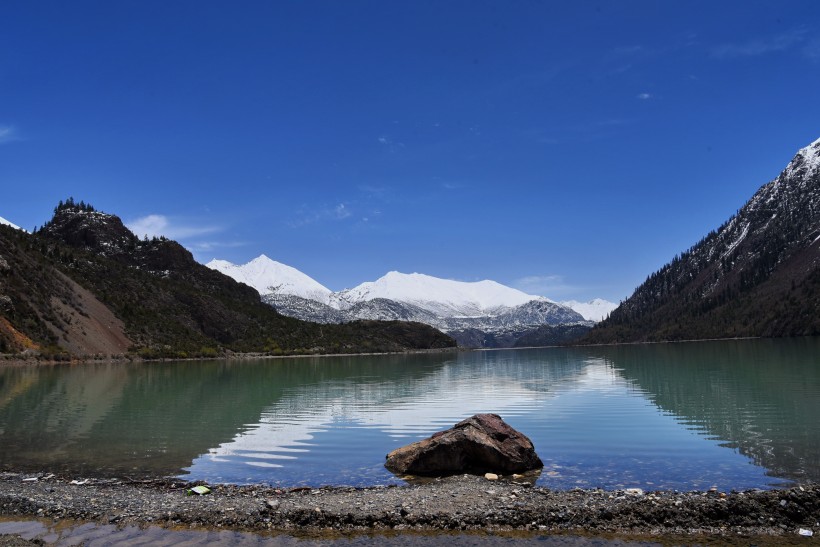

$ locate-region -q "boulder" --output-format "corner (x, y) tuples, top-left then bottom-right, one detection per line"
(384, 413), (543, 476)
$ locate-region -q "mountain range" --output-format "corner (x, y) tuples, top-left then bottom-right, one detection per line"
(0, 200), (454, 358)
(207, 256), (615, 347)
(4, 134), (818, 355)
(585, 136), (820, 342)
(0, 217), (22, 232)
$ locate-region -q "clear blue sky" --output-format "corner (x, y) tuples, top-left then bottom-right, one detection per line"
(2, 1), (819, 302)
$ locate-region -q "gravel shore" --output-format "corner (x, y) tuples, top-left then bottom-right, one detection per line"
(1, 472), (818, 543)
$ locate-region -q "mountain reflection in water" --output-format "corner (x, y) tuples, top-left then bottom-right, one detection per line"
(599, 338), (820, 484)
(0, 338), (817, 490)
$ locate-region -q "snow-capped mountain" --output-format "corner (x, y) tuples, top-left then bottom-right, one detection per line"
(206, 255), (332, 303)
(330, 271), (547, 317)
(0, 216), (23, 231)
(206, 256), (618, 346)
(561, 299), (618, 322)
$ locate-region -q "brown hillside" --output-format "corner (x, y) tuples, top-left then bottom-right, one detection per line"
(0, 201), (455, 359)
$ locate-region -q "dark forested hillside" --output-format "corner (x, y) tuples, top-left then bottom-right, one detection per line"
(585, 138), (820, 343)
(0, 200), (455, 358)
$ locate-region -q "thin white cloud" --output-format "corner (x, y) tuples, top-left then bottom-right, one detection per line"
(712, 29), (808, 59)
(377, 135), (405, 153)
(126, 214), (222, 240)
(0, 125), (19, 144)
(334, 203), (351, 219)
(186, 240), (248, 252)
(288, 203), (355, 228)
(636, 93), (652, 100)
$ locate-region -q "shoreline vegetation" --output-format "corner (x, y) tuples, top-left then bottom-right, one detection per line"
(0, 472), (817, 544)
(0, 346), (462, 367)
(1, 333), (795, 366)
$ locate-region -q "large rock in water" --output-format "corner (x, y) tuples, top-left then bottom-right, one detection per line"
(384, 414), (543, 476)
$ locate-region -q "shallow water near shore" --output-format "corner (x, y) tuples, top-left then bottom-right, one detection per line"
(0, 520), (718, 546)
(0, 518), (811, 546)
(0, 338), (818, 490)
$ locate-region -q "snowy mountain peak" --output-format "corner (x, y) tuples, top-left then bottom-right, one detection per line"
(250, 253), (273, 264)
(784, 136), (820, 180)
(206, 255), (332, 303)
(332, 270), (548, 316)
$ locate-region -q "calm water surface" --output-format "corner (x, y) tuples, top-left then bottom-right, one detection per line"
(1, 338), (818, 491)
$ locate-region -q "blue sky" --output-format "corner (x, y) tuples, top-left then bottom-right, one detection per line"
(2, 1), (819, 302)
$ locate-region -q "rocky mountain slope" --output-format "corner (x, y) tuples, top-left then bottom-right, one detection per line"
(0, 200), (455, 358)
(585, 137), (820, 343)
(210, 257), (598, 348)
(0, 216), (23, 231)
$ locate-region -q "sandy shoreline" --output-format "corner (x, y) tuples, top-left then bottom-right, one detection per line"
(0, 472), (817, 543)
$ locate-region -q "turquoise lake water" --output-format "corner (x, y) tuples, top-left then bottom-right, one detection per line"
(1, 338), (818, 490)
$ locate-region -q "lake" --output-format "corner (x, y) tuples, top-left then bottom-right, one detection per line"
(1, 338), (818, 491)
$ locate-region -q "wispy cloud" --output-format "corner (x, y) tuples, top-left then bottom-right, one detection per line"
(636, 92), (652, 100)
(712, 29), (808, 59)
(377, 135), (405, 153)
(126, 214), (222, 240)
(334, 203), (351, 219)
(0, 125), (19, 144)
(186, 240), (248, 252)
(288, 203), (355, 228)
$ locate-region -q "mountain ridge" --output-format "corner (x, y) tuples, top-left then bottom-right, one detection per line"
(584, 136), (820, 343)
(0, 216), (24, 232)
(208, 254), (616, 320)
(331, 270), (549, 316)
(208, 256), (601, 347)
(0, 200), (455, 358)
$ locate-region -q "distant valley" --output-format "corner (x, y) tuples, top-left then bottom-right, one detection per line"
(207, 256), (616, 348)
